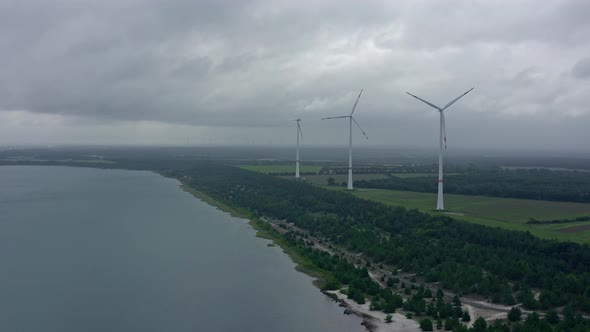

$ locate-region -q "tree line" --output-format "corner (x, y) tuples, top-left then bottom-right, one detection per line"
(355, 168), (590, 203)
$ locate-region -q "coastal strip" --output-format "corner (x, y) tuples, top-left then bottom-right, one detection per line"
(177, 180), (418, 332)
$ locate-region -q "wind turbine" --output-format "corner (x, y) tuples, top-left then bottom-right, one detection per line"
(406, 88), (474, 210)
(322, 89), (368, 190)
(294, 118), (303, 178)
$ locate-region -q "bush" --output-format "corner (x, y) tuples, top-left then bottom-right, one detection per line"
(545, 309), (559, 324)
(419, 318), (433, 331)
(508, 307), (522, 322)
(473, 317), (487, 332)
(462, 310), (471, 322)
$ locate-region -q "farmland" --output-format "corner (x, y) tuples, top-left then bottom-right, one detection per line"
(345, 188), (590, 243)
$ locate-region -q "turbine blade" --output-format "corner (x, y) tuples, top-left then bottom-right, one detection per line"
(441, 87), (474, 111)
(350, 89), (364, 116)
(322, 115), (350, 120)
(442, 111), (447, 149)
(352, 117), (368, 139)
(406, 92), (442, 111)
(297, 122), (303, 139)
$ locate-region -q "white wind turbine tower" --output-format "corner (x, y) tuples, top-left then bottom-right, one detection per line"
(322, 89), (368, 190)
(406, 88), (474, 210)
(294, 118), (303, 178)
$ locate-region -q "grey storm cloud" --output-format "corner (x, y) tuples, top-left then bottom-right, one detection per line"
(572, 57), (590, 79)
(1, 0), (590, 148)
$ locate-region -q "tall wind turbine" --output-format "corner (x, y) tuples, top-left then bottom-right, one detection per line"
(406, 88), (474, 210)
(322, 89), (368, 190)
(295, 118), (303, 178)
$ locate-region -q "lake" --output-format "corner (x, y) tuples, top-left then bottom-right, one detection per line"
(0, 166), (362, 332)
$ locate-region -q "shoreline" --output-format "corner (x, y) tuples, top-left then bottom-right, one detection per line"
(179, 183), (252, 220)
(177, 180), (405, 331)
(4, 166), (511, 330)
(161, 175), (539, 331)
(3, 164), (586, 330)
(167, 175), (532, 331)
(178, 181), (336, 286)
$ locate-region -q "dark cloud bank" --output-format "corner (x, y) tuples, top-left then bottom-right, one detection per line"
(0, 0), (589, 149)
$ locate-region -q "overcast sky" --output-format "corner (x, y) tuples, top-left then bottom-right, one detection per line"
(1, 0), (589, 150)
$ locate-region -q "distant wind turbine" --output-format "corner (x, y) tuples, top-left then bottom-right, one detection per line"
(322, 89), (368, 190)
(406, 88), (474, 210)
(294, 118), (303, 178)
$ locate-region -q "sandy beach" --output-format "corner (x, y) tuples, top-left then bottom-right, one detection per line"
(325, 290), (421, 332)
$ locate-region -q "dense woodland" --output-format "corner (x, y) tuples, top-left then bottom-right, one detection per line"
(355, 168), (590, 203)
(161, 162), (590, 331)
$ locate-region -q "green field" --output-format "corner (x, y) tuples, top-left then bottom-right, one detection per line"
(238, 164), (322, 174)
(340, 188), (590, 243)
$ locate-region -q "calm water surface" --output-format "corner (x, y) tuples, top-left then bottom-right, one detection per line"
(0, 166), (362, 332)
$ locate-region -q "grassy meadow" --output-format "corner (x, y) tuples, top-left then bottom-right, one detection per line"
(347, 188), (590, 243)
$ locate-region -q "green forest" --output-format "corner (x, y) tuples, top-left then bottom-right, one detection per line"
(161, 162), (590, 332)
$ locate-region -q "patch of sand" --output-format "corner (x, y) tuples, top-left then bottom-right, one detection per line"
(326, 291), (421, 332)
